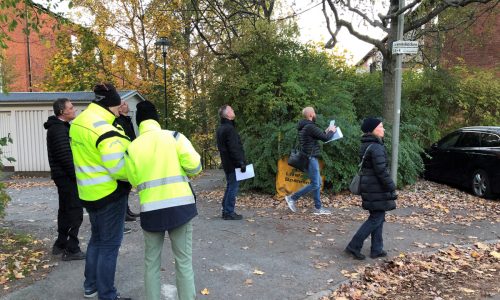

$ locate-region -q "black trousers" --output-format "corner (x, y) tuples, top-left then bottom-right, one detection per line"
(53, 177), (83, 253)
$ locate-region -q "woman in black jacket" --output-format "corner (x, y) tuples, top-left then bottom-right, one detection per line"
(345, 118), (397, 260)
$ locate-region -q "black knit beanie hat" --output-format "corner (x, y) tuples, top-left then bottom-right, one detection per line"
(361, 117), (382, 133)
(93, 83), (121, 107)
(136, 101), (159, 125)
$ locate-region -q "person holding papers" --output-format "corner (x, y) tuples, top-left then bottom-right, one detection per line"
(216, 105), (246, 220)
(285, 107), (336, 215)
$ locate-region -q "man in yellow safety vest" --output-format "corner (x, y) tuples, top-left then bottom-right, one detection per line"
(124, 101), (202, 300)
(70, 83), (131, 300)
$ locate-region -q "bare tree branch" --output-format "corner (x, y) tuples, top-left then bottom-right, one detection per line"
(379, 0), (421, 21)
(405, 0), (496, 33)
(324, 0), (388, 55)
(322, 0), (340, 49)
(339, 0), (388, 31)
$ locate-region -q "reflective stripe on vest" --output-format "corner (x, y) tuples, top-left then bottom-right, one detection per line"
(184, 163), (202, 175)
(141, 195), (195, 212)
(101, 152), (125, 162)
(137, 175), (189, 192)
(76, 165), (106, 173)
(77, 174), (114, 186)
(93, 120), (108, 128)
(76, 160), (124, 175)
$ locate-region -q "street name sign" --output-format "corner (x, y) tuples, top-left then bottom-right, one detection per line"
(392, 41), (419, 54)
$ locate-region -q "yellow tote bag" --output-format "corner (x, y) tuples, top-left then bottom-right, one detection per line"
(275, 157), (324, 198)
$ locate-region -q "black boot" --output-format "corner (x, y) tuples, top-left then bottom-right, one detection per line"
(345, 246), (366, 260)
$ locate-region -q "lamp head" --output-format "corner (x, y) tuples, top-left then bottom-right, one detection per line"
(155, 37), (171, 53)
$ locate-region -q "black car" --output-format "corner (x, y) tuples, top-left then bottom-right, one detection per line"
(423, 126), (500, 198)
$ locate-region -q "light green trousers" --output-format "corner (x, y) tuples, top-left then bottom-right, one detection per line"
(143, 221), (195, 300)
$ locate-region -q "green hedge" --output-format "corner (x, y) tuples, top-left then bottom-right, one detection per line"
(207, 20), (497, 194)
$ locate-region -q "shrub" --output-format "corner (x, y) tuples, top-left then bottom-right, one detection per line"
(0, 134), (15, 218)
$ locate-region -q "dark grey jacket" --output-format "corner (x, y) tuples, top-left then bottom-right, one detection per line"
(297, 119), (334, 157)
(359, 134), (397, 211)
(216, 118), (246, 174)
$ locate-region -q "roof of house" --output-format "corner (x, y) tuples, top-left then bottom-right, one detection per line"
(0, 91), (144, 103)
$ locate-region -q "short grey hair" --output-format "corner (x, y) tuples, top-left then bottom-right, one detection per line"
(53, 98), (70, 116)
(218, 105), (229, 119)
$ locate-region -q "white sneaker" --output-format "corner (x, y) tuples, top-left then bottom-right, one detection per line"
(313, 207), (331, 215)
(285, 196), (297, 213)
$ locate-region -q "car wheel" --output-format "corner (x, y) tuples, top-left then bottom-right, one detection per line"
(471, 169), (491, 198)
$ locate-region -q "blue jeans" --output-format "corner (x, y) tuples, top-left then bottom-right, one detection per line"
(291, 157), (322, 209)
(84, 195), (127, 300)
(347, 210), (385, 255)
(222, 172), (239, 215)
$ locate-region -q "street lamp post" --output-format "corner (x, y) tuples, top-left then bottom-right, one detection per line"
(155, 37), (171, 128)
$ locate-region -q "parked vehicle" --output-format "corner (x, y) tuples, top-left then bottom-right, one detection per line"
(423, 126), (500, 198)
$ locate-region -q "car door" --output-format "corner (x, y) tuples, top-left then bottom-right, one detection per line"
(452, 131), (482, 185)
(425, 131), (462, 182)
(479, 132), (500, 193)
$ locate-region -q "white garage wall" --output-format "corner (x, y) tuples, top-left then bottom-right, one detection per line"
(0, 111), (16, 167)
(14, 109), (50, 171)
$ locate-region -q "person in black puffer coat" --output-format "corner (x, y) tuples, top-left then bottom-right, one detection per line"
(345, 117), (397, 260)
(284, 107), (336, 215)
(216, 105), (246, 220)
(44, 98), (85, 261)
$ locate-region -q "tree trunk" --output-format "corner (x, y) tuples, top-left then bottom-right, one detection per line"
(382, 0), (400, 124)
(382, 53), (396, 123)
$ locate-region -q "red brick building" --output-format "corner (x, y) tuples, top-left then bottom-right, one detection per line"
(440, 8), (499, 69)
(0, 2), (62, 92)
(0, 1), (144, 93)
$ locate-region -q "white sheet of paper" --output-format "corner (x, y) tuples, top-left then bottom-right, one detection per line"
(325, 127), (343, 143)
(235, 164), (255, 181)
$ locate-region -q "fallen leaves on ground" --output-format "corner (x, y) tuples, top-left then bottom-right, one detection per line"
(0, 229), (54, 289)
(4, 179), (54, 190)
(198, 179), (499, 228)
(323, 242), (500, 300)
(200, 288), (210, 295)
(253, 269), (265, 275)
(388, 180), (499, 228)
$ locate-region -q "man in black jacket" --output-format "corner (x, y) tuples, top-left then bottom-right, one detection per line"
(216, 105), (246, 220)
(285, 107), (336, 215)
(114, 100), (139, 223)
(44, 98), (85, 261)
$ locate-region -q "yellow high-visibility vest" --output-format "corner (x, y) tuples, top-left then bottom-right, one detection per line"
(70, 103), (130, 201)
(124, 119), (202, 212)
